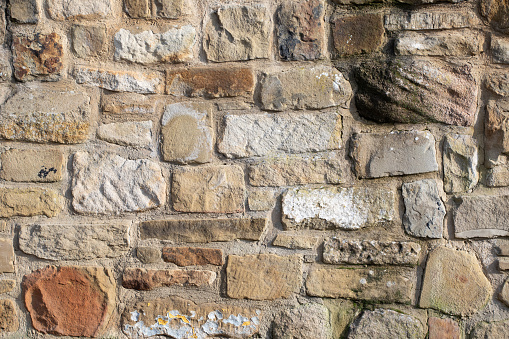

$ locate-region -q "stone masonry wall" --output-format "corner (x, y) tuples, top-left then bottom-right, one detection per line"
(0, 0), (509, 337)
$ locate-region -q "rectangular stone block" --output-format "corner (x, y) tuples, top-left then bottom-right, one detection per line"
(122, 268), (216, 290)
(153, 0), (184, 18)
(486, 71), (509, 97)
(162, 247), (223, 266)
(10, 0), (38, 23)
(101, 92), (155, 115)
(492, 36), (509, 64)
(454, 195), (509, 238)
(0, 239), (14, 273)
(47, 0), (112, 20)
(499, 257), (509, 271)
(0, 149), (64, 182)
(443, 134), (478, 193)
(0, 188), (64, 218)
(72, 24), (107, 58)
(140, 218), (267, 242)
(384, 11), (479, 30)
(395, 31), (483, 56)
(248, 189), (276, 211)
(124, 0), (150, 18)
(97, 121), (153, 148)
(485, 100), (509, 168)
(331, 13), (384, 56)
(486, 166), (509, 187)
(351, 131), (438, 178)
(0, 280), (15, 294)
(273, 234), (319, 250)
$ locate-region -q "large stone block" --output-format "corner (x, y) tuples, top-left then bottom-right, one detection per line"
(0, 149), (64, 182)
(348, 309), (425, 339)
(122, 268), (216, 290)
(0, 188), (64, 218)
(385, 11), (478, 30)
(0, 239), (14, 273)
(443, 134), (478, 193)
(454, 195), (509, 238)
(47, 0), (112, 20)
(331, 13), (384, 56)
(395, 31), (483, 56)
(273, 303), (331, 339)
(486, 71), (509, 96)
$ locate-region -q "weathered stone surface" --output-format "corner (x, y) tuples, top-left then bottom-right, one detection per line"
(396, 31), (483, 56)
(248, 189), (275, 211)
(137, 247), (161, 264)
(0, 188), (64, 218)
(486, 71), (509, 96)
(219, 113), (341, 158)
(307, 266), (415, 303)
(331, 13), (384, 56)
(402, 179), (446, 239)
(166, 67), (254, 98)
(492, 37), (509, 64)
(0, 83), (91, 144)
(487, 166), (509, 187)
(122, 268), (216, 290)
(498, 241), (509, 256)
(97, 121), (152, 148)
(355, 59), (478, 126)
(260, 66), (352, 111)
(323, 238), (421, 265)
(101, 92), (155, 115)
(282, 186), (395, 230)
(277, 0), (324, 61)
(0, 239), (13, 273)
(74, 67), (163, 94)
(420, 247), (491, 315)
(114, 26), (195, 64)
(454, 195), (509, 238)
(443, 134), (478, 193)
(0, 221), (8, 233)
(348, 309), (425, 339)
(123, 296), (262, 338)
(227, 254), (302, 300)
(481, 0), (509, 33)
(486, 100), (509, 168)
(351, 131), (438, 178)
(162, 247), (223, 266)
(153, 0), (184, 18)
(124, 0), (149, 18)
(0, 48), (11, 82)
(0, 149), (64, 182)
(161, 102), (212, 163)
(19, 223), (130, 260)
(273, 234), (319, 250)
(204, 4), (270, 62)
(10, 0), (38, 23)
(172, 165), (244, 213)
(428, 317), (460, 339)
(47, 0), (111, 20)
(13, 33), (63, 81)
(0, 300), (18, 333)
(72, 152), (166, 215)
(470, 320), (509, 339)
(248, 156), (347, 186)
(23, 266), (116, 337)
(500, 278), (509, 306)
(72, 24), (107, 58)
(385, 11), (479, 31)
(499, 257), (509, 270)
(140, 218), (267, 242)
(0, 280), (15, 294)
(273, 303), (331, 339)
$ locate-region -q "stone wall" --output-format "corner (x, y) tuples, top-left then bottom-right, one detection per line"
(0, 0), (508, 338)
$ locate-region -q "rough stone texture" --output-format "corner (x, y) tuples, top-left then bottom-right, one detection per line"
(499, 257), (509, 270)
(454, 195), (509, 238)
(470, 320), (509, 339)
(395, 31), (483, 56)
(72, 152), (166, 215)
(0, 188), (64, 218)
(402, 179), (446, 239)
(0, 300), (18, 333)
(19, 223), (130, 260)
(323, 238), (421, 265)
(273, 234), (319, 250)
(428, 317), (460, 339)
(486, 100), (509, 168)
(101, 92), (155, 115)
(351, 131), (438, 178)
(97, 121), (153, 148)
(166, 67), (254, 98)
(0, 280), (15, 294)
(10, 0), (38, 23)
(162, 247), (223, 266)
(172, 165), (245, 213)
(348, 309), (425, 339)
(114, 26), (195, 64)
(161, 102), (212, 163)
(72, 24), (107, 58)
(0, 149), (64, 182)
(0, 48), (11, 82)
(487, 166), (509, 187)
(260, 66), (352, 111)
(490, 37), (509, 64)
(122, 268), (216, 290)
(203, 4), (270, 62)
(331, 13), (384, 56)
(306, 266), (415, 303)
(486, 71), (509, 96)
(248, 189), (275, 211)
(277, 0), (324, 61)
(13, 33), (63, 82)
(136, 247), (161, 264)
(443, 134), (478, 193)
(384, 11), (479, 30)
(124, 0), (149, 18)
(227, 254), (302, 300)
(0, 239), (14, 273)
(273, 303), (331, 339)
(282, 186), (395, 230)
(354, 59), (478, 126)
(47, 0), (112, 20)
(481, 0), (509, 33)
(123, 296), (262, 338)
(22, 266), (116, 337)
(140, 218), (267, 242)
(0, 82), (91, 144)
(219, 113), (341, 158)
(500, 278), (509, 306)
(74, 67), (163, 94)
(153, 0), (184, 18)
(498, 241), (509, 256)
(325, 299), (360, 339)
(420, 247), (492, 316)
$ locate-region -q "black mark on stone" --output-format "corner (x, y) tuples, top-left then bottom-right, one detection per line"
(38, 167), (57, 178)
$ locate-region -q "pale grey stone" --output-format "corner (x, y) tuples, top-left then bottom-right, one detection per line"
(443, 134), (478, 193)
(470, 320), (509, 339)
(402, 179), (445, 239)
(19, 223), (130, 260)
(0, 47), (11, 81)
(248, 189), (276, 211)
(218, 112), (341, 158)
(97, 121), (152, 148)
(47, 0), (111, 20)
(137, 247), (161, 264)
(72, 152), (166, 215)
(486, 166), (509, 187)
(384, 11), (479, 31)
(395, 31), (483, 56)
(0, 239), (13, 273)
(348, 309), (425, 339)
(454, 195), (509, 238)
(273, 303), (331, 339)
(492, 36), (509, 64)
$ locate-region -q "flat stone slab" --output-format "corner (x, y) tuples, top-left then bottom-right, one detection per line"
(384, 11), (479, 31)
(122, 268), (216, 290)
(395, 31), (483, 56)
(0, 188), (64, 218)
(162, 247), (223, 266)
(454, 195), (509, 238)
(0, 239), (14, 273)
(0, 149), (64, 182)
(97, 121), (153, 148)
(348, 309), (425, 339)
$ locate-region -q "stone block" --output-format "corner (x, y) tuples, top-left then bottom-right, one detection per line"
(162, 247), (223, 266)
(122, 268), (216, 290)
(470, 320), (509, 339)
(153, 0), (184, 18)
(348, 309), (425, 339)
(136, 247), (161, 264)
(0, 188), (64, 218)
(10, 0), (38, 23)
(485, 100), (509, 168)
(325, 299), (360, 339)
(481, 0), (509, 33)
(74, 67), (164, 93)
(486, 166), (509, 187)
(72, 24), (107, 58)
(499, 257), (509, 271)
(443, 134), (478, 193)
(0, 149), (64, 182)
(331, 13), (384, 56)
(486, 71), (509, 96)
(101, 92), (155, 115)
(385, 11), (478, 31)
(428, 317), (461, 339)
(0, 300), (18, 333)
(47, 0), (112, 20)
(124, 0), (150, 18)
(0, 239), (14, 273)
(396, 30), (483, 56)
(0, 48), (11, 82)
(0, 280), (15, 294)
(454, 195), (509, 238)
(247, 189), (275, 211)
(273, 234), (319, 250)
(97, 121), (153, 148)
(273, 303), (330, 339)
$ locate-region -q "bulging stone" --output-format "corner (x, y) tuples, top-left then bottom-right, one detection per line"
(454, 195), (509, 238)
(204, 4), (270, 62)
(22, 266), (116, 337)
(485, 99), (509, 168)
(273, 303), (331, 339)
(348, 309), (425, 339)
(395, 31), (483, 56)
(162, 247), (223, 266)
(72, 24), (107, 58)
(428, 317), (460, 339)
(47, 0), (112, 20)
(385, 11), (479, 31)
(331, 13), (384, 57)
(481, 0), (509, 33)
(10, 0), (38, 23)
(0, 188), (64, 218)
(355, 59), (479, 126)
(0, 300), (18, 333)
(419, 246), (492, 316)
(0, 239), (14, 273)
(122, 268), (216, 290)
(443, 134), (478, 193)
(97, 121), (153, 148)
(0, 149), (64, 182)
(282, 186), (395, 230)
(470, 320), (509, 339)
(72, 152), (166, 215)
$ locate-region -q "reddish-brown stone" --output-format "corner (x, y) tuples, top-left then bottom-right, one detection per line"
(13, 33), (63, 81)
(162, 247), (223, 266)
(331, 13), (384, 57)
(122, 268), (216, 290)
(428, 317), (460, 339)
(22, 266), (116, 337)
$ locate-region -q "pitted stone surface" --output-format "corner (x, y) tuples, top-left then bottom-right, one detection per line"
(487, 71), (509, 96)
(395, 31), (483, 56)
(0, 280), (15, 294)
(470, 320), (509, 339)
(273, 303), (331, 339)
(454, 195), (509, 238)
(47, 0), (112, 20)
(481, 0), (509, 33)
(122, 268), (216, 290)
(97, 121), (153, 148)
(10, 0), (38, 23)
(348, 309), (425, 339)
